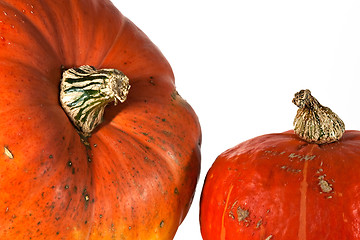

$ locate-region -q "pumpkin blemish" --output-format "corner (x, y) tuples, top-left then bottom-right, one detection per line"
(237, 207), (249, 223)
(82, 188), (90, 201)
(256, 219), (263, 228)
(4, 146), (13, 159)
(318, 175), (333, 193)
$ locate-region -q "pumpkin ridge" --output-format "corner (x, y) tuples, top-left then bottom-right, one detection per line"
(0, 60), (60, 87)
(66, 0), (95, 63)
(49, 0), (79, 63)
(105, 109), (195, 179)
(97, 123), (180, 184)
(0, 1), (60, 62)
(299, 158), (309, 239)
(86, 127), (181, 238)
(49, 0), (126, 67)
(97, 14), (127, 68)
(36, 0), (69, 61)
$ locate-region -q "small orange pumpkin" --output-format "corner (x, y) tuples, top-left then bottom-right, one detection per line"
(0, 0), (201, 239)
(200, 90), (359, 240)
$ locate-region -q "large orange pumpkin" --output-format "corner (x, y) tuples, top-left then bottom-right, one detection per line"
(0, 0), (201, 239)
(200, 90), (359, 239)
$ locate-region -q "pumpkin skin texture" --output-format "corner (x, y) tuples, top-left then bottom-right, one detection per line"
(0, 1), (201, 239)
(200, 130), (360, 240)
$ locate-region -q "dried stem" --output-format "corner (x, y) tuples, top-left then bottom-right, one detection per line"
(60, 65), (130, 136)
(293, 89), (345, 144)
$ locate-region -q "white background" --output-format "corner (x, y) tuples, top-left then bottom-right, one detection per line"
(112, 1), (360, 239)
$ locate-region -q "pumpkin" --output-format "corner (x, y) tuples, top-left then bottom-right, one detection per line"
(0, 0), (201, 239)
(200, 90), (359, 239)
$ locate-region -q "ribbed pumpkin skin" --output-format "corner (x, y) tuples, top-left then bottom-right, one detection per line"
(200, 130), (360, 240)
(0, 1), (201, 239)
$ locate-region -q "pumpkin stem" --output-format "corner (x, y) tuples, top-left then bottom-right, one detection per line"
(292, 89), (345, 144)
(60, 65), (130, 135)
